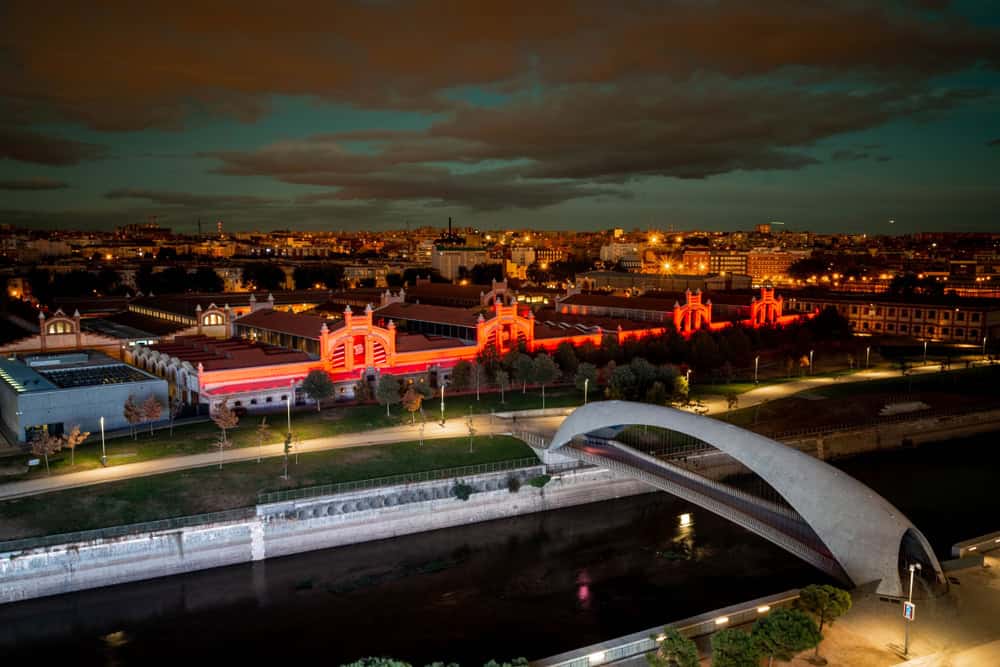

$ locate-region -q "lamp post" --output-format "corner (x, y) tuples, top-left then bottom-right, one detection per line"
(584, 377), (589, 405)
(809, 349), (814, 375)
(286, 381), (293, 434)
(754, 356), (759, 384)
(440, 383), (446, 427)
(983, 336), (988, 360)
(923, 340), (928, 365)
(866, 346), (871, 369)
(99, 416), (107, 467)
(903, 563), (922, 656)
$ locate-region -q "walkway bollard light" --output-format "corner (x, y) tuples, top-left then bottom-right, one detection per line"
(100, 416), (107, 466)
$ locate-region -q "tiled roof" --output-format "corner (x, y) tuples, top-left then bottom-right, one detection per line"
(395, 332), (473, 353)
(376, 302), (482, 328)
(558, 293), (679, 311)
(532, 309), (655, 334)
(234, 309), (340, 340)
(152, 335), (313, 370)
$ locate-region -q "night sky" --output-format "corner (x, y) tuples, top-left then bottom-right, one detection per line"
(1, 1), (998, 233)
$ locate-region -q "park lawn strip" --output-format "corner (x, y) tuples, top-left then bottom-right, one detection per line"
(0, 435), (534, 541)
(4, 387), (583, 482)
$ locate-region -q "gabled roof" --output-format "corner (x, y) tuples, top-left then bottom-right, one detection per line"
(375, 302), (482, 328)
(234, 309), (340, 340)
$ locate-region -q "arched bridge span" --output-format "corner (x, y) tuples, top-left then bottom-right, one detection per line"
(544, 401), (944, 598)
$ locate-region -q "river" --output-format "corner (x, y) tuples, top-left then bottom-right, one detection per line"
(1, 431), (997, 665)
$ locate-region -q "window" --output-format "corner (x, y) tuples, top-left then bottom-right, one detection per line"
(942, 311), (950, 321)
(862, 321), (870, 330)
(280, 395), (288, 401)
(900, 309), (908, 318)
(888, 323), (895, 332)
(913, 309), (922, 319)
(912, 325), (921, 334)
(234, 400), (243, 407)
(970, 329), (978, 338)
(888, 308), (896, 316)
(850, 306), (858, 315)
(956, 312), (965, 322)
(954, 328), (964, 337)
(972, 313), (981, 322)
(46, 321), (73, 334)
(203, 312), (224, 326)
(900, 324), (908, 333)
(266, 396), (273, 403)
(876, 307), (883, 316)
(874, 323), (882, 331)
(250, 399), (258, 405)
(927, 310), (936, 320)
(941, 327), (950, 336)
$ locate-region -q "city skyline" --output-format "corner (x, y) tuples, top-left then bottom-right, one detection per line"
(1, 1), (998, 234)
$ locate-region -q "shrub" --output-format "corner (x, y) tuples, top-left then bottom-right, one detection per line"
(507, 476), (522, 493)
(527, 474), (551, 488)
(452, 482), (474, 501)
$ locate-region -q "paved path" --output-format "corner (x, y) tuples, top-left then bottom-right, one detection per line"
(0, 363), (951, 501)
(0, 414), (564, 501)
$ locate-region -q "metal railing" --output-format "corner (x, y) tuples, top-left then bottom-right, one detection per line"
(0, 506), (256, 554)
(257, 457), (542, 505)
(770, 401), (1000, 441)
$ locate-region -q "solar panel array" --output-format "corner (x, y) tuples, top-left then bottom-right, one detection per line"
(38, 364), (152, 388)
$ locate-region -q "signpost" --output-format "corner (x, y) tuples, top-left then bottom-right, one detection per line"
(903, 563), (921, 656)
(903, 601), (915, 622)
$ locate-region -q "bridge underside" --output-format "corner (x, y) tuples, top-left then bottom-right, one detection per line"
(539, 401), (947, 598)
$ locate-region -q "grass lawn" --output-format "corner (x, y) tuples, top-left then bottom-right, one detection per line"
(3, 386), (582, 481)
(0, 435), (535, 541)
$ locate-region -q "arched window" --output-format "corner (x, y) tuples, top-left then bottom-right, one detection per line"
(203, 312), (224, 326)
(46, 321), (73, 335)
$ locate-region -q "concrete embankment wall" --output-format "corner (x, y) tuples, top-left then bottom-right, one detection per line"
(0, 466), (650, 605)
(781, 408), (1000, 461)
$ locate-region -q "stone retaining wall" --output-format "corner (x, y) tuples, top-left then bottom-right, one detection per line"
(0, 466), (650, 604)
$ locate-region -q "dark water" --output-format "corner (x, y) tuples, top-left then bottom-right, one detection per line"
(1, 432), (997, 665)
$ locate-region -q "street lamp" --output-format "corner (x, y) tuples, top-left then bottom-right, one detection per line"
(809, 349), (814, 375)
(99, 416), (107, 466)
(286, 381), (293, 434)
(440, 382), (446, 426)
(584, 377), (589, 405)
(983, 336), (988, 360)
(866, 346), (871, 369)
(903, 563), (922, 656)
(923, 340), (928, 365)
(754, 356), (759, 384)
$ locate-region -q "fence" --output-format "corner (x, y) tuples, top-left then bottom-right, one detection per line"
(535, 590), (801, 667)
(257, 457), (542, 505)
(0, 506), (256, 554)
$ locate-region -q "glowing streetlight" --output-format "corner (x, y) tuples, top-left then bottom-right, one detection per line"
(923, 340), (928, 365)
(809, 349), (814, 375)
(754, 355), (759, 384)
(584, 377), (589, 405)
(865, 346), (870, 369)
(440, 382), (446, 426)
(983, 336), (988, 359)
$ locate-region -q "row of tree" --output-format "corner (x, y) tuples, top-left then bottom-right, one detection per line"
(29, 425), (89, 474)
(648, 584), (852, 667)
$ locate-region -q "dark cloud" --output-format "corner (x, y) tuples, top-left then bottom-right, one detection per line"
(0, 177), (69, 190)
(832, 150), (870, 161)
(0, 127), (107, 165)
(988, 138), (1000, 147)
(104, 189), (283, 208)
(202, 80), (979, 208)
(0, 1), (996, 130)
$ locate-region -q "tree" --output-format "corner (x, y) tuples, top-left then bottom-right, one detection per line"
(402, 386), (424, 424)
(644, 381), (669, 406)
(710, 628), (758, 667)
(62, 424), (90, 467)
(473, 362), (486, 400)
(242, 263), (287, 291)
(302, 369), (335, 411)
(213, 431), (232, 470)
(797, 584), (852, 659)
(647, 627), (698, 667)
(450, 360), (473, 391)
(555, 342), (579, 377)
(607, 365), (637, 400)
(30, 431), (62, 475)
(375, 374), (402, 416)
(123, 394), (143, 440)
(212, 399), (239, 440)
(191, 266), (224, 292)
(142, 395), (163, 435)
(495, 368), (510, 404)
(168, 395), (184, 436)
(752, 608), (821, 667)
(354, 378), (373, 402)
(532, 354), (559, 409)
(255, 416), (272, 463)
(672, 375), (689, 404)
(513, 353), (535, 393)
